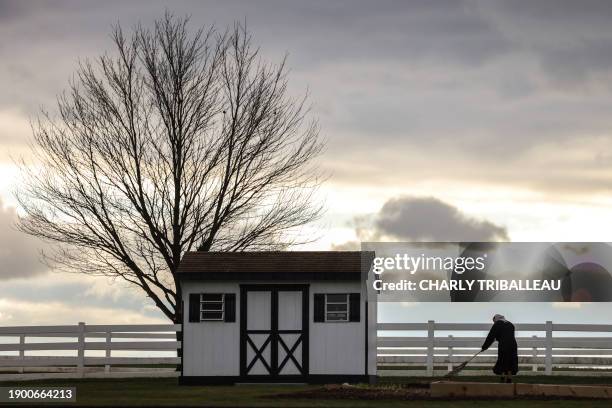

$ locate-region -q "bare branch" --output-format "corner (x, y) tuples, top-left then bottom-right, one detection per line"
(16, 15), (323, 322)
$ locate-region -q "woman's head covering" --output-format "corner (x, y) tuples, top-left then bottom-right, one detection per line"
(493, 314), (506, 322)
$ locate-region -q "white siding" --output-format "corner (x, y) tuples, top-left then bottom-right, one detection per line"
(367, 275), (378, 376)
(367, 296), (378, 375)
(309, 281), (367, 375)
(182, 282), (240, 376)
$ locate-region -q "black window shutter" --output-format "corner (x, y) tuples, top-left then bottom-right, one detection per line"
(349, 293), (360, 322)
(189, 293), (200, 322)
(314, 294), (325, 322)
(224, 293), (236, 322)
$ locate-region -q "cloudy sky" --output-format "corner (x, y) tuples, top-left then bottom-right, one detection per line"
(2, 0), (612, 326)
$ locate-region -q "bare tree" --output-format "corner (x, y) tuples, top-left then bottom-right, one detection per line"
(16, 13), (323, 324)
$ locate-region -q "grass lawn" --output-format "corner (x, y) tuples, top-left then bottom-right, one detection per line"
(0, 377), (611, 407)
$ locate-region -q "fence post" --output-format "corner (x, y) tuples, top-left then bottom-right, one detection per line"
(77, 322), (86, 378)
(447, 334), (453, 372)
(104, 331), (112, 374)
(18, 335), (25, 374)
(426, 320), (435, 376)
(531, 335), (538, 372)
(545, 321), (553, 375)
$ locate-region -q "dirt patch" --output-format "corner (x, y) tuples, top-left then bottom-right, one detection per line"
(272, 382), (612, 401)
(273, 384), (430, 400)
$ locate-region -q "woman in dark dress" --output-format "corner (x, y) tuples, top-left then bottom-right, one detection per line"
(481, 314), (518, 383)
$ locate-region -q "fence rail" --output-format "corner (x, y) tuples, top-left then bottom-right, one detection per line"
(0, 322), (180, 380)
(377, 320), (612, 377)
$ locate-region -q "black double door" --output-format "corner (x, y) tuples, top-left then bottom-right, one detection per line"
(239, 285), (309, 381)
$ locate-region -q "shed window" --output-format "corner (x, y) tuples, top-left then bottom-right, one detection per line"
(201, 293), (224, 321)
(325, 294), (349, 322)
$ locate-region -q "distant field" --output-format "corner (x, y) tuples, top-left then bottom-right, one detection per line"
(0, 377), (612, 407)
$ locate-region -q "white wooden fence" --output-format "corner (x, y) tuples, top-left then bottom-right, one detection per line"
(377, 321), (612, 377)
(3, 321), (612, 381)
(0, 323), (180, 380)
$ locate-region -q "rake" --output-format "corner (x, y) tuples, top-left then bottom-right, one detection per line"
(443, 350), (482, 378)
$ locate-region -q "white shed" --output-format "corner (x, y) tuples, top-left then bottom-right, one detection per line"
(177, 251), (376, 385)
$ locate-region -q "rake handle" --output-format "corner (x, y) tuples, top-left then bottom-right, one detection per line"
(466, 350), (482, 363)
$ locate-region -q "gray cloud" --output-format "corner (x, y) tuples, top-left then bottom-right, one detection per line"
(3, 1), (612, 196)
(0, 277), (161, 319)
(374, 196), (508, 242)
(0, 199), (49, 280)
(0, 0), (510, 111)
(0, 273), (168, 324)
(332, 196), (508, 249)
(538, 39), (612, 84)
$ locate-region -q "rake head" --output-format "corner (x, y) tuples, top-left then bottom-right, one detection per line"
(442, 350), (481, 379)
(443, 360), (469, 378)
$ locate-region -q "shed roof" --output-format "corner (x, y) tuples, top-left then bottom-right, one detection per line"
(176, 251), (374, 281)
